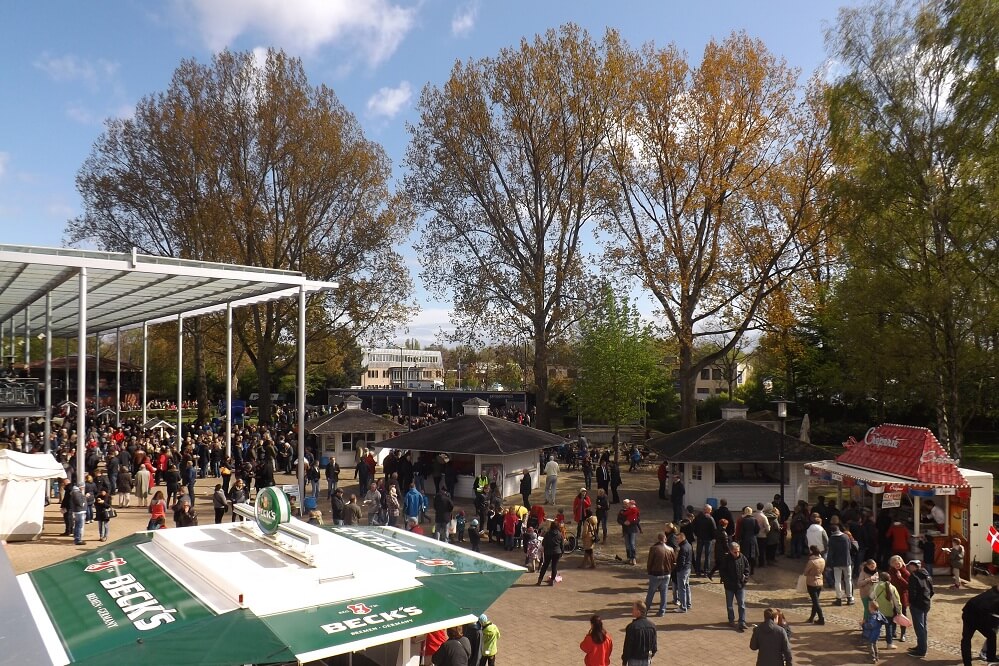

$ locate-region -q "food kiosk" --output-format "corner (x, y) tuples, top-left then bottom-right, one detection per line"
(0, 486), (523, 665)
(805, 424), (992, 580)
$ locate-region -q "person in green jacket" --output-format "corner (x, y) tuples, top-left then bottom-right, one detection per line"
(479, 613), (500, 665)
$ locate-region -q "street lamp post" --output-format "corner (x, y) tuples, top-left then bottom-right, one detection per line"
(772, 398), (792, 502)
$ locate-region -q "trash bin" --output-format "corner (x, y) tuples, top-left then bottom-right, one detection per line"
(706, 498), (719, 510)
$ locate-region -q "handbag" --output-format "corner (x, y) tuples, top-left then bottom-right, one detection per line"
(796, 574), (808, 594)
(108, 508), (118, 519)
(895, 613), (912, 628)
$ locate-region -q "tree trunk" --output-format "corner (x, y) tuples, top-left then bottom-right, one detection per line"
(532, 333), (551, 431)
(191, 319), (210, 423)
(678, 342), (698, 429)
(256, 355), (273, 426)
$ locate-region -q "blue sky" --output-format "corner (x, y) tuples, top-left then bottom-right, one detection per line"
(0, 0), (852, 344)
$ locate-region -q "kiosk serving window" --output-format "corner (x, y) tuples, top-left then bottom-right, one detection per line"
(715, 462), (785, 484)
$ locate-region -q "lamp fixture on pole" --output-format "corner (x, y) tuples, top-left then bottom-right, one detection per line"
(772, 397), (793, 502)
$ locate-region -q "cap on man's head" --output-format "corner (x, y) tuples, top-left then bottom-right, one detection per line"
(478, 614), (489, 624)
(906, 559), (921, 568)
(580, 487), (587, 493)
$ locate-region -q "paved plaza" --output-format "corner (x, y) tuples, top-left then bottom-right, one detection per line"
(6, 462), (981, 665)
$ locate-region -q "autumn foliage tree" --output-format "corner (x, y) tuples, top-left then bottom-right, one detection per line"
(405, 25), (622, 431)
(69, 49), (412, 422)
(601, 33), (833, 428)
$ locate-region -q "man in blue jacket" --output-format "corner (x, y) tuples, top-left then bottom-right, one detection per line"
(403, 483), (423, 524)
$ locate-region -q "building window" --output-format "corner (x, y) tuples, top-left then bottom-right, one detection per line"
(696, 388), (709, 395)
(714, 462), (786, 484)
(737, 370), (744, 385)
(700, 368), (710, 380)
(712, 368), (722, 380)
(691, 465), (703, 481)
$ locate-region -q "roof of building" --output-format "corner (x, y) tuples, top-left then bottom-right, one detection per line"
(304, 409), (407, 435)
(385, 414), (564, 456)
(645, 418), (833, 463)
(828, 423), (967, 487)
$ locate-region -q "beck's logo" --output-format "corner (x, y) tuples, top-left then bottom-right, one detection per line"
(85, 558), (127, 573)
(347, 603), (372, 615)
(416, 558), (454, 567)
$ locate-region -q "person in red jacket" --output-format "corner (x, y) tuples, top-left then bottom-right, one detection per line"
(573, 488), (592, 542)
(886, 519), (911, 559)
(502, 508), (518, 551)
(580, 614), (613, 666)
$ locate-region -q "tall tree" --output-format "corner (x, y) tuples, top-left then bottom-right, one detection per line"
(826, 0), (999, 457)
(69, 49), (412, 423)
(575, 285), (666, 459)
(601, 33), (833, 428)
(405, 25), (622, 431)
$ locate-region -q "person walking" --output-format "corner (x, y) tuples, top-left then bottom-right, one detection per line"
(536, 520), (564, 586)
(887, 555), (911, 643)
(827, 522), (855, 605)
(520, 469), (532, 508)
(960, 584), (999, 666)
(620, 499), (642, 565)
(94, 488), (112, 542)
(579, 614), (613, 666)
(803, 545), (826, 624)
(645, 532), (676, 617)
(116, 465), (132, 508)
(324, 456), (340, 499)
(749, 608), (792, 666)
(543, 456), (560, 504)
(862, 600), (890, 663)
(595, 488), (609, 544)
(693, 504), (716, 577)
(719, 542), (752, 632)
(736, 507), (760, 575)
(656, 461), (669, 500)
(478, 614), (500, 666)
(573, 488), (591, 542)
(675, 531), (693, 612)
(147, 490), (167, 531)
(943, 537), (967, 589)
(621, 601), (657, 666)
(708, 518), (731, 580)
(580, 512), (599, 569)
(906, 559), (934, 658)
(609, 462), (622, 505)
(68, 481), (87, 544)
(212, 484), (228, 524)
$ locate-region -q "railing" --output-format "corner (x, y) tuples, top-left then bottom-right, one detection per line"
(0, 379), (43, 411)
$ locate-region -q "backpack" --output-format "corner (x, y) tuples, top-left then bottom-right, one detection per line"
(617, 509), (628, 526)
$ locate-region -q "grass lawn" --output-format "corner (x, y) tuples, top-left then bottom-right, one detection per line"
(962, 442), (999, 463)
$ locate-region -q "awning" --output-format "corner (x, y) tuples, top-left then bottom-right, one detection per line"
(0, 449), (67, 482)
(3, 521), (523, 665)
(804, 460), (968, 492)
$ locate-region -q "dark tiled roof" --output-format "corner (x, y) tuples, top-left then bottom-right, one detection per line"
(645, 419), (833, 462)
(305, 410), (407, 435)
(386, 415), (564, 455)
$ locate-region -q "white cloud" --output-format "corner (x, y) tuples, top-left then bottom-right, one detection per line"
(65, 104), (98, 125)
(0, 152), (8, 180)
(34, 53), (120, 92)
(178, 0), (416, 67)
(366, 81), (412, 118)
(451, 2), (478, 37)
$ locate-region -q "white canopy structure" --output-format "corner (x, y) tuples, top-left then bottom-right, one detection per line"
(0, 449), (66, 541)
(0, 244), (337, 500)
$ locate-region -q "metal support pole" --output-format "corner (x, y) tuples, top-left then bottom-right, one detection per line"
(141, 322), (148, 426)
(44, 294), (52, 454)
(115, 327), (121, 426)
(297, 286), (307, 506)
(177, 316), (183, 445)
(65, 338), (70, 403)
(76, 268), (87, 485)
(94, 332), (99, 414)
(779, 418), (786, 502)
(225, 302), (233, 458)
(24, 306), (30, 448)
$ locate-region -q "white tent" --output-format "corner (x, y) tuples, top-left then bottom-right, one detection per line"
(0, 449), (66, 541)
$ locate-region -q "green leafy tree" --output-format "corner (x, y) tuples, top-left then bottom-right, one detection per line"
(575, 286), (666, 459)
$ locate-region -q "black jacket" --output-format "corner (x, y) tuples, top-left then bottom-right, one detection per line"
(719, 552), (751, 591)
(622, 616), (657, 660)
(908, 568), (934, 611)
(963, 586), (999, 622)
(542, 526), (564, 556)
(694, 512), (717, 541)
(519, 474), (532, 496)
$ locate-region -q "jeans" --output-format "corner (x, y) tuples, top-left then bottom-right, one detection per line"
(73, 511), (86, 543)
(545, 476), (558, 504)
(725, 587), (747, 626)
(624, 530), (638, 560)
(598, 513), (608, 541)
(97, 520), (109, 540)
(807, 585), (824, 621)
(791, 532), (807, 558)
(672, 501), (683, 523)
(310, 480), (319, 498)
(86, 504), (94, 522)
(646, 574), (670, 614)
(832, 565), (853, 600)
(910, 607), (928, 655)
(696, 540), (713, 574)
(675, 567), (691, 609)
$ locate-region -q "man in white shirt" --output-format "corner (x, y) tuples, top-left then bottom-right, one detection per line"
(543, 456), (560, 504)
(806, 512), (829, 554)
(926, 500), (946, 530)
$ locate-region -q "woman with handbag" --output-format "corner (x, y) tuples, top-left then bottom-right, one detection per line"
(872, 571), (903, 650)
(147, 490), (167, 530)
(94, 488), (113, 542)
(803, 545), (826, 624)
(888, 555), (911, 642)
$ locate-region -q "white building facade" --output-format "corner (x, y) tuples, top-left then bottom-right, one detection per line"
(360, 348), (444, 390)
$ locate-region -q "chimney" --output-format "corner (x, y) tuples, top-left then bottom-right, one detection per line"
(343, 395), (362, 410)
(720, 402), (748, 421)
(462, 397), (490, 416)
